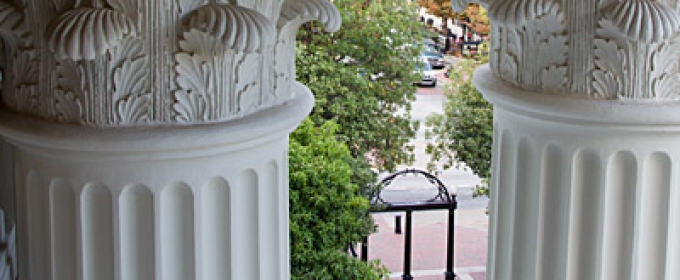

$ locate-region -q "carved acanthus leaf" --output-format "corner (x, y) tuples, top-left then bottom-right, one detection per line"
(174, 90), (209, 123)
(11, 51), (39, 102)
(174, 53), (216, 121)
(278, 0), (341, 32)
(489, 0), (558, 27)
(539, 35), (568, 89)
(593, 39), (626, 99)
(175, 53), (212, 97)
(46, 8), (137, 61)
(54, 89), (82, 123)
(0, 2), (24, 36)
(500, 28), (520, 82)
(651, 40), (680, 99)
(183, 3), (274, 54)
(235, 53), (260, 113)
(592, 71), (620, 99)
(179, 29), (225, 56)
(113, 57), (146, 100)
(603, 0), (680, 43)
(112, 39), (151, 124)
(116, 94), (150, 124)
(55, 58), (85, 102)
(534, 9), (567, 90)
(13, 83), (38, 113)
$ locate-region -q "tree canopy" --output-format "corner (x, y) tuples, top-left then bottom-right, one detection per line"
(296, 0), (424, 174)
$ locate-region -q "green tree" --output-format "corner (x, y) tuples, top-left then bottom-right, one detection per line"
(296, 0), (423, 177)
(289, 119), (387, 279)
(425, 58), (492, 197)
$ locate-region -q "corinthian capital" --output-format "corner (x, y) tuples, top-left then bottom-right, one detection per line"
(468, 0), (680, 100)
(0, 0), (340, 126)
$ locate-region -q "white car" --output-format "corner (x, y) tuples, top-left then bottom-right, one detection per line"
(417, 61), (438, 87)
(421, 45), (446, 69)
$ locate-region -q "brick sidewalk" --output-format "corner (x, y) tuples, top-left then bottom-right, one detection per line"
(367, 209), (487, 280)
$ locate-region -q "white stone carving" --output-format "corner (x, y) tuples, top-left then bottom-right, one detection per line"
(46, 8), (137, 61)
(275, 0), (341, 100)
(0, 0), (340, 126)
(183, 4), (275, 54)
(604, 0), (680, 43)
(464, 0), (680, 100)
(0, 3), (23, 33)
(489, 0), (559, 27)
(173, 3), (276, 123)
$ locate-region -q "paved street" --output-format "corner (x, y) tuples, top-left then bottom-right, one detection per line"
(368, 67), (489, 280)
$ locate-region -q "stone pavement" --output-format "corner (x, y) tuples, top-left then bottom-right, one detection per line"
(367, 206), (488, 280)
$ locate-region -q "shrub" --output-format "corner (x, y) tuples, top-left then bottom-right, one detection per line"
(289, 119), (387, 279)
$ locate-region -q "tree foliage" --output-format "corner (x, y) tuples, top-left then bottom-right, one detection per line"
(464, 4), (490, 35)
(425, 58), (492, 197)
(289, 119), (387, 279)
(296, 0), (423, 173)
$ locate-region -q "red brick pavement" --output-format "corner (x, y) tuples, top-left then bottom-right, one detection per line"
(367, 212), (487, 279)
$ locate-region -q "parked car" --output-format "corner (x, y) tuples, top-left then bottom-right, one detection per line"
(421, 45), (445, 69)
(423, 38), (442, 53)
(416, 61), (438, 87)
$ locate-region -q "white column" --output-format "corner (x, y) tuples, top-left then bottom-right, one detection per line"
(0, 0), (340, 279)
(456, 0), (680, 279)
(0, 84), (312, 279)
(477, 66), (680, 279)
